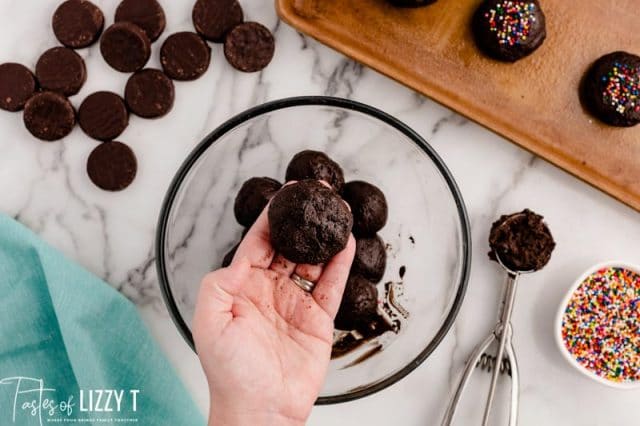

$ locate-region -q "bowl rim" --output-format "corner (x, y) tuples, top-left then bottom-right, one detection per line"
(155, 95), (472, 404)
(554, 260), (640, 390)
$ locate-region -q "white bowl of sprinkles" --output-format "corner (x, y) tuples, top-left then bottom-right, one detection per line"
(556, 261), (640, 389)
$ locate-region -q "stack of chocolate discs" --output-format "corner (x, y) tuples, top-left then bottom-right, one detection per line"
(224, 149), (391, 337)
(0, 0), (276, 192)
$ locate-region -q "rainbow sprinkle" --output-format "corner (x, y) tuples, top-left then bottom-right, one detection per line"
(562, 267), (640, 383)
(602, 62), (640, 115)
(485, 1), (537, 46)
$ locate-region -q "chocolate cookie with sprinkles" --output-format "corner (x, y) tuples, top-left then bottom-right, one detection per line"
(472, 0), (547, 62)
(581, 51), (640, 127)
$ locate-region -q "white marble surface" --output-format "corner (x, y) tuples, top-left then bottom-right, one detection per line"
(1, 0), (639, 425)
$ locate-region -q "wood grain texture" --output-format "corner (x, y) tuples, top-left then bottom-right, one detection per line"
(277, 0), (640, 211)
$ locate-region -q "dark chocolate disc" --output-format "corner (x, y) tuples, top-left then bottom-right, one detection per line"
(78, 91), (129, 141)
(100, 22), (151, 73)
(472, 0), (546, 62)
(124, 68), (174, 118)
(234, 177), (282, 227)
(268, 180), (353, 265)
(342, 181), (388, 237)
(23, 91), (76, 141)
(87, 141), (137, 191)
(223, 22), (275, 73)
(192, 0), (243, 43)
(35, 47), (86, 96)
(114, 0), (166, 42)
(0, 63), (37, 112)
(580, 51), (640, 127)
(285, 150), (345, 192)
(52, 0), (104, 48)
(352, 235), (387, 283)
(160, 32), (212, 81)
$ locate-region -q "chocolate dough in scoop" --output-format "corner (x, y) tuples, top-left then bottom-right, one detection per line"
(488, 208), (555, 272)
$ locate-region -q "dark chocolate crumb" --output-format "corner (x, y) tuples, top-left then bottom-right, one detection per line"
(399, 266), (406, 279)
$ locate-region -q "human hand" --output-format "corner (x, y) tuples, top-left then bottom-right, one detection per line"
(193, 204), (356, 426)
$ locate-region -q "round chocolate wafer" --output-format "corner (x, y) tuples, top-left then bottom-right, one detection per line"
(224, 22), (274, 73)
(115, 0), (166, 42)
(192, 0), (243, 43)
(78, 91), (129, 141)
(87, 141), (137, 191)
(0, 63), (37, 112)
(160, 32), (211, 81)
(100, 22), (151, 73)
(52, 0), (104, 48)
(35, 46), (86, 96)
(23, 91), (76, 141)
(124, 68), (174, 118)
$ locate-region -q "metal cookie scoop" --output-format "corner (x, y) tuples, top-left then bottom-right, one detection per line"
(442, 211), (553, 426)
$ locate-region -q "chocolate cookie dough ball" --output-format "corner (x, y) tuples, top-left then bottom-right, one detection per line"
(388, 0), (437, 7)
(342, 181), (388, 237)
(268, 180), (353, 264)
(335, 275), (379, 331)
(234, 177), (282, 227)
(581, 52), (640, 127)
(488, 209), (555, 272)
(285, 150), (345, 193)
(352, 235), (387, 283)
(472, 0), (546, 62)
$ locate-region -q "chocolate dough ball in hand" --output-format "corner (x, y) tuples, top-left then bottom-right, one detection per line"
(342, 181), (388, 237)
(334, 275), (379, 331)
(352, 235), (387, 283)
(488, 209), (555, 272)
(285, 150), (345, 193)
(234, 177), (281, 227)
(268, 180), (353, 264)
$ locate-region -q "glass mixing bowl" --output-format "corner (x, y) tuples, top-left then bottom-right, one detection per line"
(156, 96), (471, 404)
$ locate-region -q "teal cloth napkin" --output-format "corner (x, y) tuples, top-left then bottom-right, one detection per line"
(0, 214), (204, 426)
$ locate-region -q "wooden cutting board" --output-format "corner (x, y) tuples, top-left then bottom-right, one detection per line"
(276, 0), (640, 212)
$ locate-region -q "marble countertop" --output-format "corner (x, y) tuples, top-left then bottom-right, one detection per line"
(1, 1), (639, 425)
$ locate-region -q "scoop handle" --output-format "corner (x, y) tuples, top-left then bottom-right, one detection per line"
(441, 332), (495, 425)
(482, 272), (519, 426)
